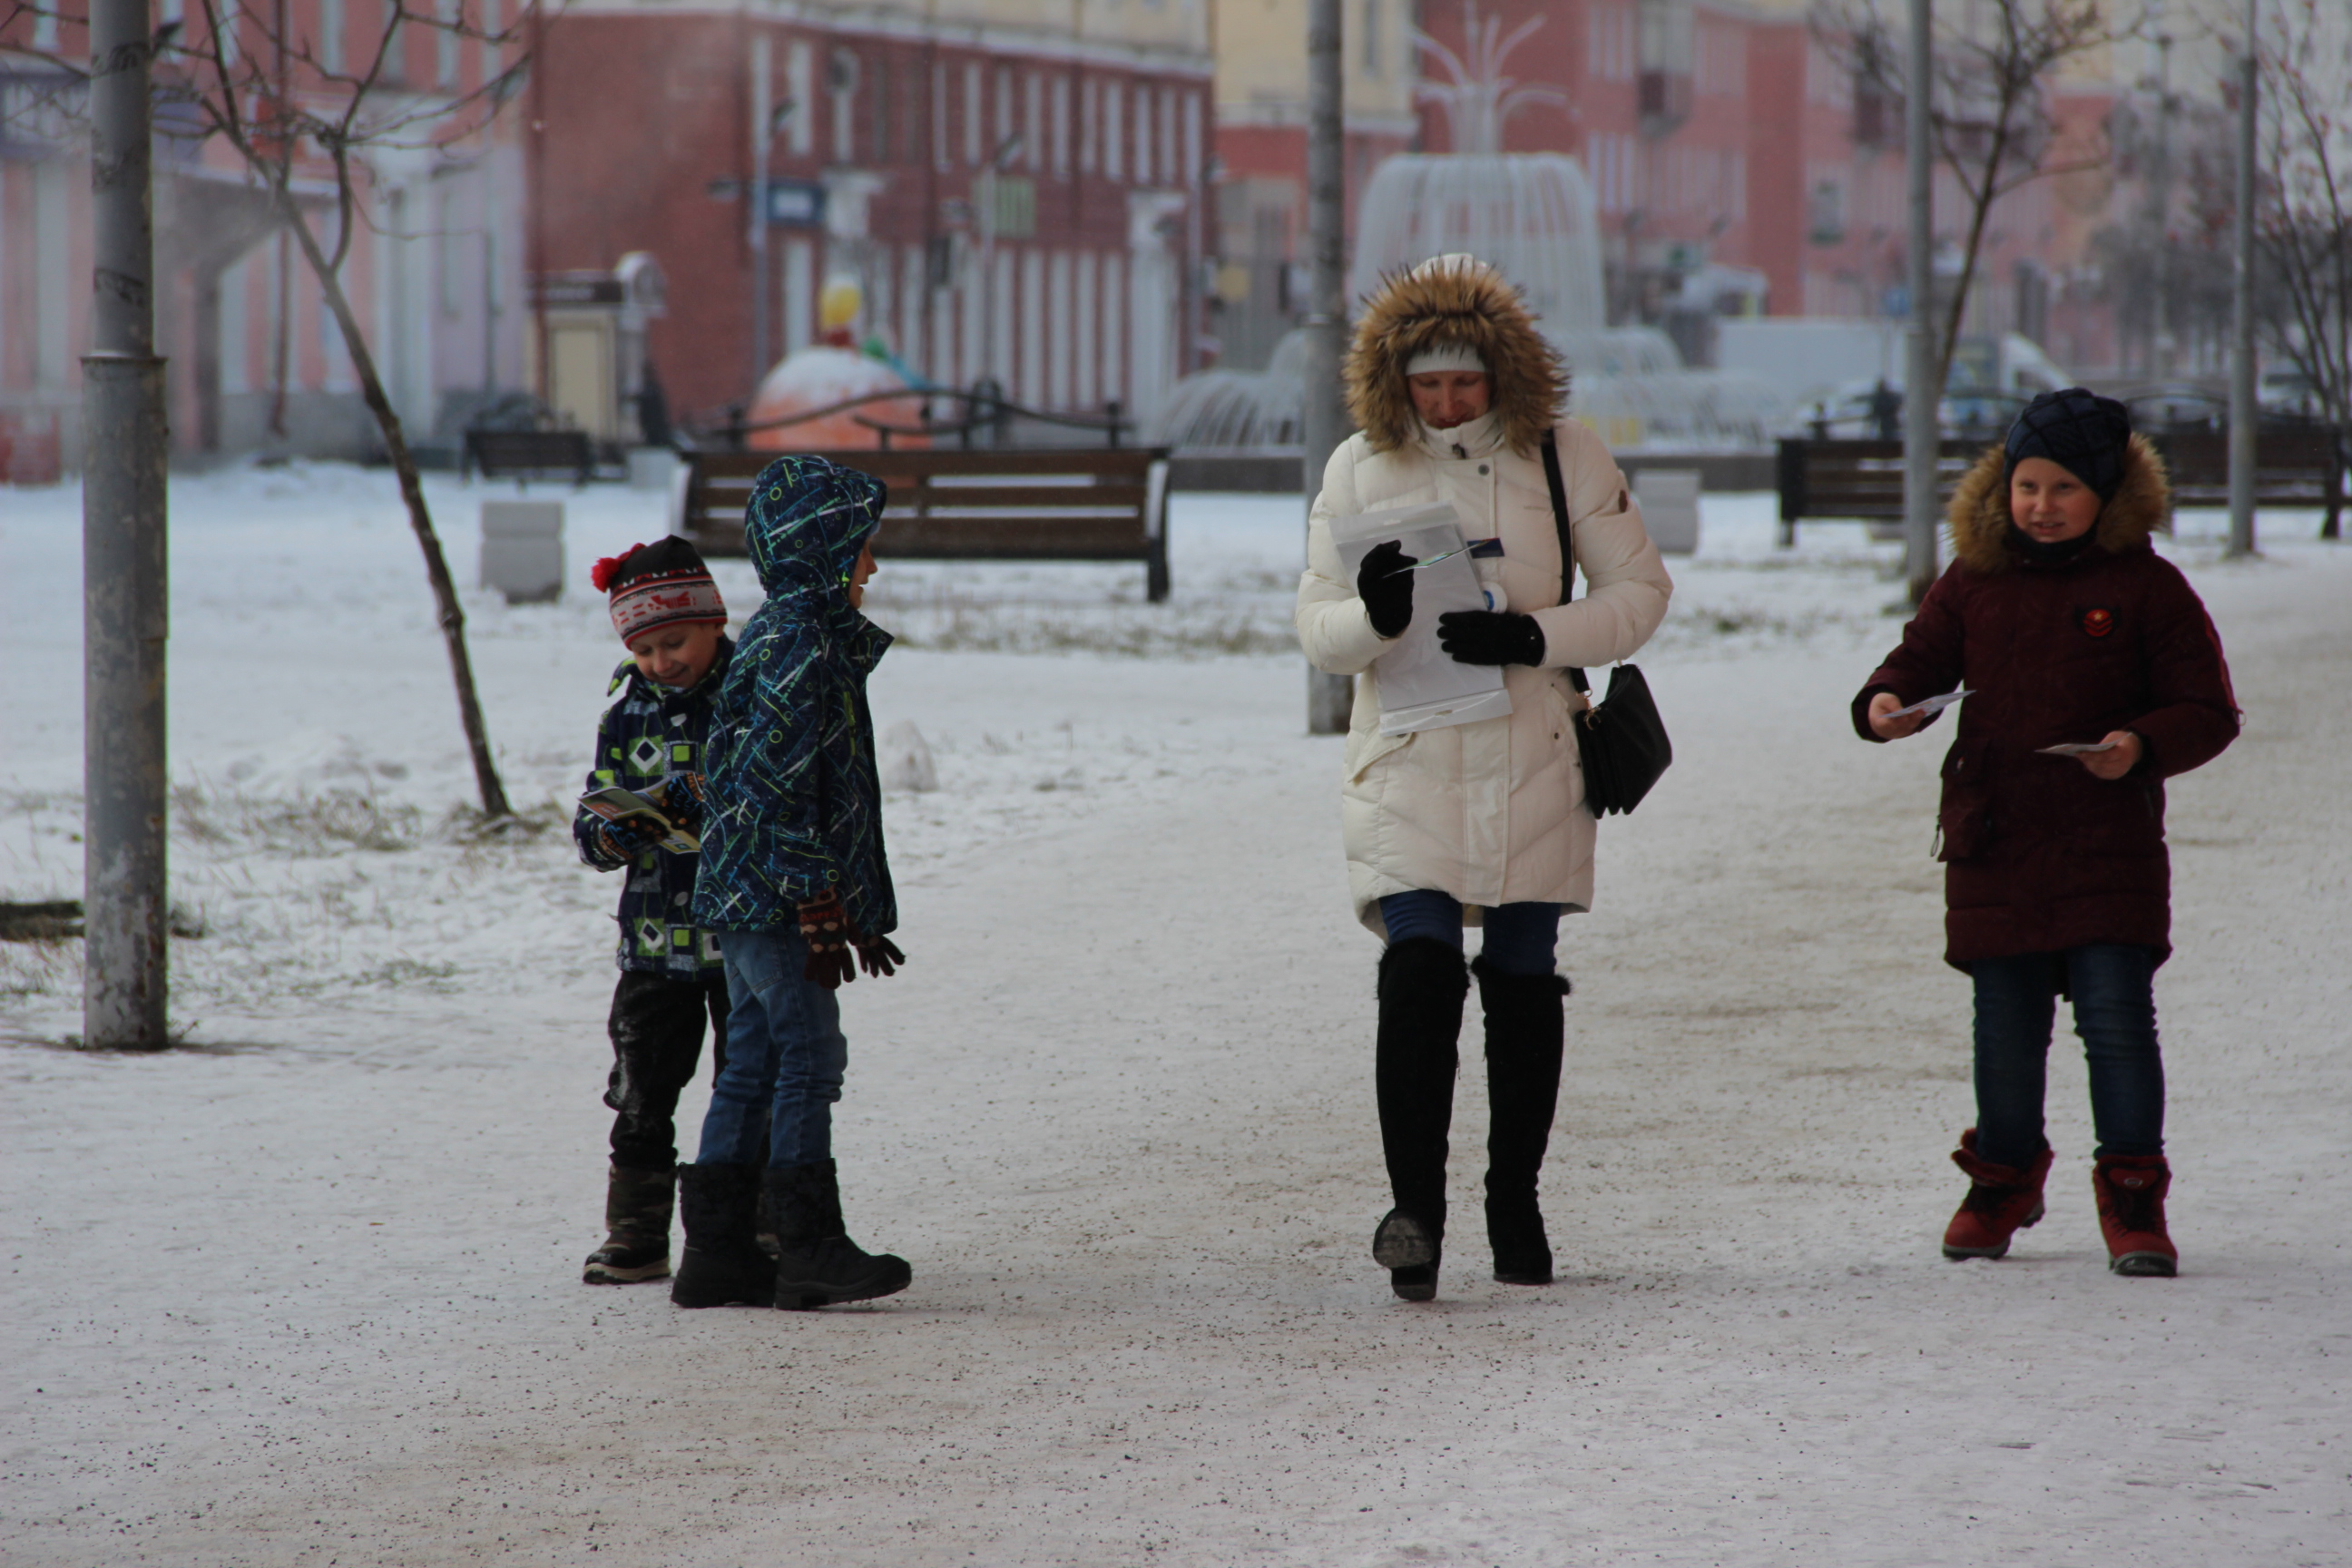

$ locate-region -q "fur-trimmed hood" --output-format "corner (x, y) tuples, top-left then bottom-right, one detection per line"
(1345, 255), (1566, 456)
(1947, 432), (2171, 573)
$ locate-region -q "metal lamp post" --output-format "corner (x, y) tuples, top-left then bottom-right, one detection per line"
(1303, 0), (1353, 733)
(2226, 0), (2259, 558)
(83, 0), (171, 1048)
(1902, 0), (1939, 606)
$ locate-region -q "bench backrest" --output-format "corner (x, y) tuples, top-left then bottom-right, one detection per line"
(2149, 429), (2344, 504)
(466, 428), (596, 483)
(1780, 431), (2346, 524)
(683, 447), (1171, 561)
(1777, 438), (1986, 523)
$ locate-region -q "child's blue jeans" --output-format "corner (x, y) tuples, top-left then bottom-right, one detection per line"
(1970, 944), (2165, 1168)
(696, 927), (846, 1169)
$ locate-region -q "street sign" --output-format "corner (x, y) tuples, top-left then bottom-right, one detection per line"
(767, 180), (826, 227)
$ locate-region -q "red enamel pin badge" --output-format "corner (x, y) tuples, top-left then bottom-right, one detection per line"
(2080, 607), (2116, 638)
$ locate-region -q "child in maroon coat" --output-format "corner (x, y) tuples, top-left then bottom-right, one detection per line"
(1854, 388), (2239, 1277)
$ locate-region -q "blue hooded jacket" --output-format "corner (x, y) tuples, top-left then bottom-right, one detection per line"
(691, 456), (897, 936)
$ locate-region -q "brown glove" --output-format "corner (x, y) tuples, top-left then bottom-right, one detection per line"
(797, 893), (857, 989)
(855, 934), (906, 979)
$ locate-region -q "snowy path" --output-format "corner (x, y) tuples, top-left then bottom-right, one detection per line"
(5, 473), (2348, 1564)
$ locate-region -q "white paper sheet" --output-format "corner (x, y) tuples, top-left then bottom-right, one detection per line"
(1328, 504), (1514, 736)
(1886, 688), (1974, 721)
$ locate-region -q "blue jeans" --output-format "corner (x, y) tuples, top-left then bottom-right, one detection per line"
(1970, 944), (2165, 1167)
(696, 927), (847, 1169)
(1377, 890), (1562, 975)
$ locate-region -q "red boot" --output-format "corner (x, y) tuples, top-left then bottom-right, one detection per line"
(1941, 1129), (2053, 1260)
(2092, 1155), (2178, 1277)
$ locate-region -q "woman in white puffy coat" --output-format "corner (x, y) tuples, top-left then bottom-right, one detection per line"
(1296, 255), (1672, 1301)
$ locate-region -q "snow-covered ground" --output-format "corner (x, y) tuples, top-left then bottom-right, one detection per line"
(3, 466), (2347, 1565)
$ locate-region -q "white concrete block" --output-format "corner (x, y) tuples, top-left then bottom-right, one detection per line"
(480, 499), (565, 603)
(1634, 468), (1701, 555)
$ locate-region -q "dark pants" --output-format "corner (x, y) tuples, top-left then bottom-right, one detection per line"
(605, 969), (730, 1173)
(1377, 890), (1563, 975)
(1970, 944), (2165, 1168)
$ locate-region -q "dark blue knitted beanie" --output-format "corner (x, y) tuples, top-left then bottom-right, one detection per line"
(2003, 387), (2133, 502)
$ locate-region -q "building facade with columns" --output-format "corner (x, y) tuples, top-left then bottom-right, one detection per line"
(533, 0), (1216, 435)
(1, 0), (525, 475)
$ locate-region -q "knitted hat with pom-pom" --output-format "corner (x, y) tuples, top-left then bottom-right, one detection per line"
(590, 536), (726, 643)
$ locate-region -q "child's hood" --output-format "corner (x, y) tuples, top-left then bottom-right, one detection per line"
(1947, 433), (2171, 574)
(742, 456), (887, 614)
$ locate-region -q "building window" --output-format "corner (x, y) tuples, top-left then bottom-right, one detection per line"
(789, 42), (814, 156)
(1024, 72), (1044, 172)
(934, 59), (950, 170)
(1134, 86), (1152, 185)
(1362, 0), (1380, 76)
(319, 0), (341, 75)
(1080, 76), (1098, 174)
(965, 61), (983, 166)
(1052, 74), (1070, 178)
(437, 0), (460, 89)
(831, 49), (859, 163)
(1104, 80), (1123, 181)
(995, 65), (1015, 162)
(871, 54), (891, 163)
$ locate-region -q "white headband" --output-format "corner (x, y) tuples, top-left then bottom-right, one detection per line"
(1406, 343), (1487, 377)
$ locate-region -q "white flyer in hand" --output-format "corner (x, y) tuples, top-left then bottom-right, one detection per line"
(1886, 688), (1975, 721)
(1329, 503), (1513, 737)
(2036, 740), (2122, 756)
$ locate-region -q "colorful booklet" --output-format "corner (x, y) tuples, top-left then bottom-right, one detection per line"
(1329, 502), (1514, 737)
(578, 781), (699, 853)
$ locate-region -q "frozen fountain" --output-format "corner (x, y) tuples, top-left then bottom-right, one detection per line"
(1153, 5), (1784, 453)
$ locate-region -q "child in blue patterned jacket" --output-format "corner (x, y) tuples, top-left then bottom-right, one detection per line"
(571, 537), (734, 1286)
(671, 455), (913, 1314)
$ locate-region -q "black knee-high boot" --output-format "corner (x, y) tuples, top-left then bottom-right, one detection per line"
(1372, 937), (1470, 1300)
(1475, 956), (1567, 1285)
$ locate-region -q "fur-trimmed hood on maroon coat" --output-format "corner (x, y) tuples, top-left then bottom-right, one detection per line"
(1851, 437), (2241, 968)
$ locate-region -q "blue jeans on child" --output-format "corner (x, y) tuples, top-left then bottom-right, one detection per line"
(696, 927), (846, 1169)
(1970, 944), (2165, 1168)
(1377, 890), (1561, 975)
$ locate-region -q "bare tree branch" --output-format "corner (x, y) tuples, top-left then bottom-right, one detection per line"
(1812, 0), (2122, 400)
(156, 0), (550, 818)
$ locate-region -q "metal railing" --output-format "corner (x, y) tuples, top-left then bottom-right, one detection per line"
(684, 382), (1131, 452)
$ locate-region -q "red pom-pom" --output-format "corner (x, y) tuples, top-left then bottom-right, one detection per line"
(590, 544), (648, 593)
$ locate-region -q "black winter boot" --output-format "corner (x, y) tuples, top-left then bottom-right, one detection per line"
(583, 1163), (675, 1284)
(765, 1161), (912, 1309)
(1374, 937), (1470, 1301)
(1475, 956), (1568, 1286)
(669, 1163), (775, 1308)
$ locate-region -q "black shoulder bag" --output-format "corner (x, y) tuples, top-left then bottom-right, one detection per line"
(1540, 430), (1672, 818)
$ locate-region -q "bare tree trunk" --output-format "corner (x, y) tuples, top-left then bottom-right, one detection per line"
(1936, 120), (2015, 397)
(276, 186), (514, 820)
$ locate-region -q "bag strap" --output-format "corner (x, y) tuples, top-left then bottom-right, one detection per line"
(1538, 428), (1591, 697)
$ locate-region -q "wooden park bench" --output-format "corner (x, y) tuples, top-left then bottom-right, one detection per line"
(1779, 429), (2347, 544)
(464, 427), (600, 487)
(681, 446), (1174, 602)
(2144, 427), (2344, 535)
(1774, 438), (1983, 546)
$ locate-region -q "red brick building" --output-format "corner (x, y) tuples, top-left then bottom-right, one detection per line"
(533, 2), (1215, 430)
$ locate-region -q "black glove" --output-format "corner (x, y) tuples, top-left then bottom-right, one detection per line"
(652, 772), (707, 836)
(855, 935), (906, 979)
(1357, 540), (1417, 639)
(592, 818), (660, 866)
(1436, 610), (1546, 667)
(797, 893), (858, 990)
